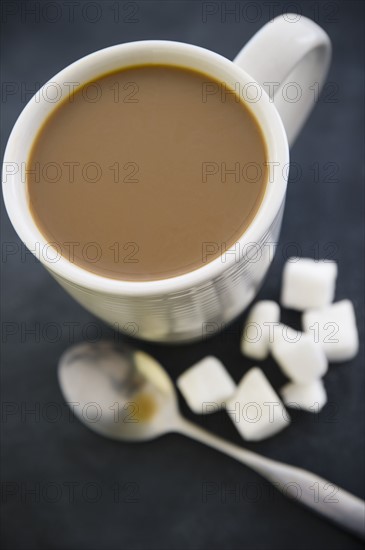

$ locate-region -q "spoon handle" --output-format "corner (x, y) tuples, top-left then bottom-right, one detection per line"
(176, 417), (365, 540)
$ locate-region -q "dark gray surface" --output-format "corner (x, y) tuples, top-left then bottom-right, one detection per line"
(1, 1), (364, 549)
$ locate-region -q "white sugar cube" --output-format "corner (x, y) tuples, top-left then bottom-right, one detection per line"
(177, 356), (236, 414)
(241, 300), (280, 360)
(226, 367), (289, 441)
(281, 258), (337, 311)
(270, 324), (328, 383)
(302, 300), (359, 362)
(280, 380), (327, 412)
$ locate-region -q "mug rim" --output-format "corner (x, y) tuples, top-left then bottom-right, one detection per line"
(2, 40), (289, 297)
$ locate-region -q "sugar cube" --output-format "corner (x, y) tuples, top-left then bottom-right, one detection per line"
(280, 380), (327, 412)
(177, 356), (236, 414)
(302, 300), (359, 362)
(226, 367), (289, 441)
(270, 323), (328, 383)
(241, 300), (280, 360)
(281, 258), (337, 311)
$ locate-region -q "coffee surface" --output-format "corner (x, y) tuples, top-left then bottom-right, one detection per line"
(27, 65), (267, 281)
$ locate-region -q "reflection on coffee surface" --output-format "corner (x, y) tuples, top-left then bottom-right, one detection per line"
(27, 65), (267, 281)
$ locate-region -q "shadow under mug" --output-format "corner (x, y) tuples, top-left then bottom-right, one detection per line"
(2, 14), (331, 343)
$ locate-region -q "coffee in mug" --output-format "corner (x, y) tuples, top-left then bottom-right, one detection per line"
(27, 64), (267, 281)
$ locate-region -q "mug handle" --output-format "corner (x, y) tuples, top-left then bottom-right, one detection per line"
(234, 14), (332, 146)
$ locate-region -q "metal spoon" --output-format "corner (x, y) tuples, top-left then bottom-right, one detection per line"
(58, 341), (364, 539)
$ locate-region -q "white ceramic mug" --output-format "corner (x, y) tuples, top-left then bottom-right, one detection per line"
(2, 15), (331, 343)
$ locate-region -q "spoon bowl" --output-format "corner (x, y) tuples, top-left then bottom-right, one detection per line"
(58, 341), (179, 441)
